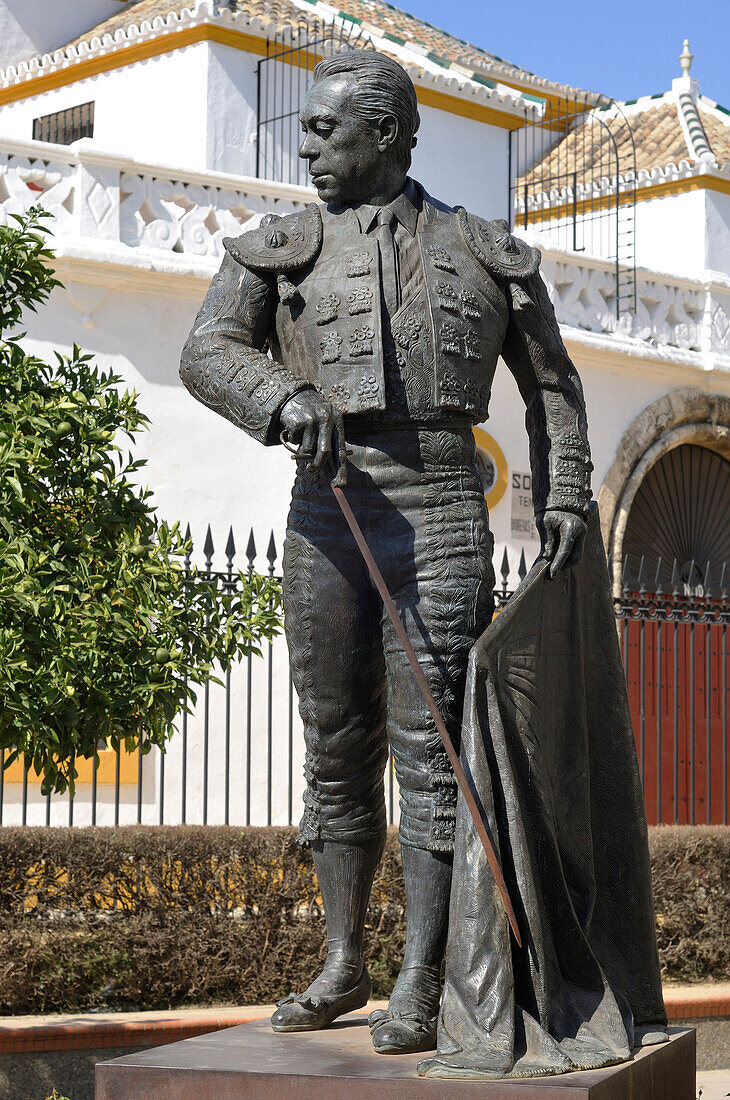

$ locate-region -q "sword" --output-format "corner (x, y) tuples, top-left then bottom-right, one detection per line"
(281, 417), (522, 948)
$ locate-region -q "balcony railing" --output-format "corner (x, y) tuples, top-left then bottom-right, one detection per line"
(0, 136), (314, 264)
(537, 244), (730, 365)
(1, 136), (729, 364)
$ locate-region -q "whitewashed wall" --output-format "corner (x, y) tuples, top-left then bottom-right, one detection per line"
(411, 105), (510, 222)
(0, 44), (212, 169)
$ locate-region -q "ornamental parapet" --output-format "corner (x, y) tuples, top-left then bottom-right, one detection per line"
(1, 136), (729, 365)
(0, 136), (314, 268)
(537, 245), (730, 367)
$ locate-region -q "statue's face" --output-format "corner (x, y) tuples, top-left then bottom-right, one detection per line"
(299, 74), (400, 204)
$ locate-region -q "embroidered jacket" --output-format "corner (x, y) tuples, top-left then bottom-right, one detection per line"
(180, 182), (593, 517)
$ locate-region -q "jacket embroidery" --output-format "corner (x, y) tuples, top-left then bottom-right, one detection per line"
(347, 285), (374, 315)
(428, 246), (457, 274)
(346, 250), (372, 278)
(320, 330), (342, 364)
(350, 327), (375, 357)
(436, 281), (459, 313)
(440, 323), (461, 356)
(316, 293), (340, 325)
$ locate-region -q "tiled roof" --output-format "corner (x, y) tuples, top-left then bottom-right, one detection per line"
(702, 107), (730, 166)
(519, 94), (730, 192)
(305, 0), (526, 77)
(60, 0), (538, 88)
(61, 0), (273, 47)
(520, 102), (689, 188)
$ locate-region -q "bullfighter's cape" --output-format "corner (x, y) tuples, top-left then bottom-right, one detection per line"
(421, 508), (667, 1079)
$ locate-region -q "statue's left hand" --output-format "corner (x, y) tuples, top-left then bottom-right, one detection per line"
(538, 509), (588, 578)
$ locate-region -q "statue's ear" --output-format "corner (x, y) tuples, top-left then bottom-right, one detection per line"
(376, 112), (399, 153)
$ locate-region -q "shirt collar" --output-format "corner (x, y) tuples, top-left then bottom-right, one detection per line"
(350, 177), (420, 237)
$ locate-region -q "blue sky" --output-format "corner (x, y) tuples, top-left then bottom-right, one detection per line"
(401, 0), (730, 105)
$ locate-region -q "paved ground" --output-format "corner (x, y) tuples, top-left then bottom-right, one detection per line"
(697, 1068), (730, 1097)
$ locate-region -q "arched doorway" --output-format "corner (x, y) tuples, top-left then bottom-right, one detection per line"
(622, 443), (730, 592)
(618, 440), (730, 826)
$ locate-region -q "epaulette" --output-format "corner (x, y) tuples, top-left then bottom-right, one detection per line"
(457, 209), (540, 280)
(223, 203), (323, 274)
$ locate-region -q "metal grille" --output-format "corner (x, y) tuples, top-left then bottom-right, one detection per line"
(623, 444), (730, 592)
(1, 528), (727, 828)
(618, 571), (729, 827)
(510, 92), (637, 318)
(256, 18), (374, 186)
(32, 102), (95, 146)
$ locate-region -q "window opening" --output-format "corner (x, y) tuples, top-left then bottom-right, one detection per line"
(33, 102), (95, 146)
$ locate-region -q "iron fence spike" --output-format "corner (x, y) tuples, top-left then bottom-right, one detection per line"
(654, 556), (663, 595)
(720, 561), (727, 598)
(671, 558), (679, 594)
(518, 548), (527, 581)
(225, 526), (236, 565)
(500, 547), (510, 581)
(203, 524), (214, 568)
(246, 528), (257, 567)
(266, 530), (277, 565)
(637, 555), (646, 594)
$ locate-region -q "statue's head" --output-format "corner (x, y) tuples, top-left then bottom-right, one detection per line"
(299, 50), (420, 204)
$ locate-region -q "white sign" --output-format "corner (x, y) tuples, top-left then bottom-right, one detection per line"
(511, 471), (539, 542)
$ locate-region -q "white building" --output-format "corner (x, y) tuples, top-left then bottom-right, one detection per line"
(0, 1), (728, 827)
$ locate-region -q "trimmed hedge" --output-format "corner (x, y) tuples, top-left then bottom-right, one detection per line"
(0, 824), (725, 1014)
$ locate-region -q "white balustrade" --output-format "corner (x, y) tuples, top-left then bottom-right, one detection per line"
(539, 248), (730, 362)
(0, 136), (314, 261)
(1, 136), (729, 364)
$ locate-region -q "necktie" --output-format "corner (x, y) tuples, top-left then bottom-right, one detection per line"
(376, 207), (399, 318)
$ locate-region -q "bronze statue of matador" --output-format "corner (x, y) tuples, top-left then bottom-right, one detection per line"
(181, 49), (591, 1056)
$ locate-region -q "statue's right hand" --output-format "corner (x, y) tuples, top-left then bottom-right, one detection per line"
(279, 390), (336, 471)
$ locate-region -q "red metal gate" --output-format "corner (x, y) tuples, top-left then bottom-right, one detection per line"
(620, 594), (729, 825)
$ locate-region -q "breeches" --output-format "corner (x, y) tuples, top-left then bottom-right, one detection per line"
(282, 421), (495, 852)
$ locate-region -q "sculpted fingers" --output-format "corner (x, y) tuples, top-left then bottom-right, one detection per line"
(279, 391), (335, 467)
(299, 422), (317, 461)
(549, 529), (573, 578)
(549, 513), (588, 578)
(310, 407), (335, 471)
(541, 513), (557, 562)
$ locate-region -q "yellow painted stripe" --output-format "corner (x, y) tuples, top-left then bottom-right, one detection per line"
(4, 749), (139, 787)
(0, 23), (527, 129)
(416, 83), (524, 130)
(521, 172), (730, 225)
(0, 25), (267, 106)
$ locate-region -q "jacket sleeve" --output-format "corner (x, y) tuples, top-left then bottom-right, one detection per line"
(500, 271), (593, 519)
(180, 252), (312, 446)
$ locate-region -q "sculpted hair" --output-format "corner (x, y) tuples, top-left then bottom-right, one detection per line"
(312, 50), (420, 170)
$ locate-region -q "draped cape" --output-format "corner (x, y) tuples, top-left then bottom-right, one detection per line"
(421, 511), (666, 1079)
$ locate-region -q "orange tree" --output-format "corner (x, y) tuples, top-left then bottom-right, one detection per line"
(0, 209), (281, 795)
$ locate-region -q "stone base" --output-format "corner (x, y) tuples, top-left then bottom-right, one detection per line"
(95, 1015), (695, 1099)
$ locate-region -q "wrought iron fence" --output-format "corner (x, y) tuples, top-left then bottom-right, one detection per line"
(509, 91), (637, 318)
(256, 18), (374, 187)
(618, 556), (730, 826)
(1, 534), (728, 828)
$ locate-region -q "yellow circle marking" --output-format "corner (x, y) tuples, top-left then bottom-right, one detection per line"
(473, 427), (508, 509)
